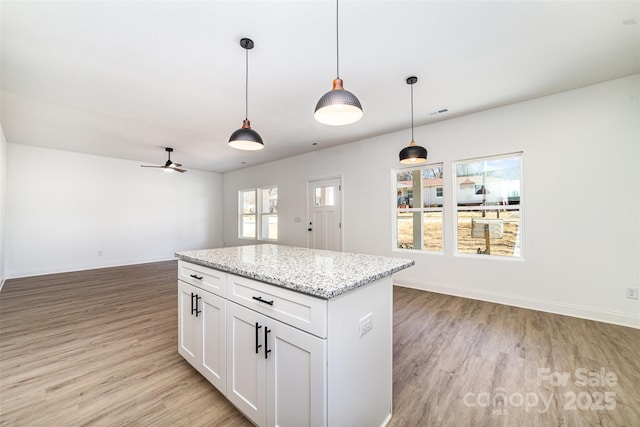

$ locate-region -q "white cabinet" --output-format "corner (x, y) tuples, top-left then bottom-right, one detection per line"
(178, 280), (227, 393)
(226, 301), (326, 427)
(177, 259), (393, 427)
(266, 312), (326, 427)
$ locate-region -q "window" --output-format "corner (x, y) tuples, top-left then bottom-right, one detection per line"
(314, 185), (334, 206)
(454, 153), (522, 258)
(239, 189), (256, 238)
(394, 164), (444, 252)
(239, 186), (278, 241)
(259, 187), (278, 240)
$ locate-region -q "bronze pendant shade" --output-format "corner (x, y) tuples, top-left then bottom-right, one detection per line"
(314, 0), (363, 126)
(229, 38), (264, 151)
(399, 76), (427, 164)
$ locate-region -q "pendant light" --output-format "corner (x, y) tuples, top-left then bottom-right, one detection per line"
(399, 76), (427, 164)
(229, 38), (264, 151)
(314, 0), (363, 126)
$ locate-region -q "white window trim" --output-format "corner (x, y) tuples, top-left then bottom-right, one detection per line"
(391, 163), (445, 254)
(238, 188), (257, 240)
(452, 152), (524, 260)
(258, 186), (278, 242)
(238, 186), (278, 241)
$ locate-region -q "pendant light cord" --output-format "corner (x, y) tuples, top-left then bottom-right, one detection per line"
(336, 0), (340, 79)
(410, 81), (414, 141)
(245, 46), (249, 120)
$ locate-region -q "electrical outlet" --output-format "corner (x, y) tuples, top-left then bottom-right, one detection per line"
(359, 313), (373, 337)
(626, 287), (639, 300)
(97, 250), (103, 256)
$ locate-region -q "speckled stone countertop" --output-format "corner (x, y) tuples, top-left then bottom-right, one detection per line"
(175, 244), (414, 299)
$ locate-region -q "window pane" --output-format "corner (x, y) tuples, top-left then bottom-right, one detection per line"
(240, 190), (256, 238)
(260, 214), (278, 240)
(315, 186), (334, 206)
(456, 209), (521, 257)
(241, 214), (256, 238)
(261, 187), (277, 214)
(242, 191), (256, 214)
(395, 164), (444, 252)
(456, 156), (520, 207)
(396, 171), (413, 207)
(422, 166), (443, 208)
(396, 211), (414, 249)
(423, 211), (443, 252)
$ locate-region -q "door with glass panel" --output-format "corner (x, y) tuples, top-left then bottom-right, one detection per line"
(307, 178), (342, 251)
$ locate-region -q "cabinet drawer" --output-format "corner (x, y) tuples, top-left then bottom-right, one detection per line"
(227, 274), (327, 338)
(178, 260), (227, 298)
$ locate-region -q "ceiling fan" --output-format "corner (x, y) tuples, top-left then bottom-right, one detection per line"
(140, 147), (187, 173)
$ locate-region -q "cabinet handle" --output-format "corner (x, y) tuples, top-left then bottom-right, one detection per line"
(190, 274), (203, 280)
(264, 327), (271, 359)
(255, 322), (263, 354)
(252, 296), (274, 306)
(190, 292), (196, 316)
(195, 295), (202, 317)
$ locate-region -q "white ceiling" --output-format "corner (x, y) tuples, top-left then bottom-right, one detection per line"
(2, 1), (639, 173)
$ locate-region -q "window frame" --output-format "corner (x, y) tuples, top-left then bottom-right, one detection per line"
(452, 152), (524, 260)
(258, 186), (278, 241)
(238, 188), (257, 240)
(392, 163), (445, 253)
(238, 186), (278, 241)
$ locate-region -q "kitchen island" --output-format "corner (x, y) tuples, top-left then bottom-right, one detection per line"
(175, 244), (414, 427)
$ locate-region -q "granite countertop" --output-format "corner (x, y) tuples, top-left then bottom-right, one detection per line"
(175, 244), (415, 299)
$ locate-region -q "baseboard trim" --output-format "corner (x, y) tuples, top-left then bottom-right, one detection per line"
(5, 257), (178, 281)
(394, 278), (640, 330)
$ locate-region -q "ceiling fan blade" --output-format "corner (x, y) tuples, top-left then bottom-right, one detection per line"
(142, 148), (186, 172)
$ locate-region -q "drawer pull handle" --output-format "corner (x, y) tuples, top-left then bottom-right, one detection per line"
(264, 326), (271, 359)
(255, 322), (262, 354)
(252, 296), (274, 306)
(190, 274), (203, 280)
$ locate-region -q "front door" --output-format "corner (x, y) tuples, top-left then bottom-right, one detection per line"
(307, 178), (342, 251)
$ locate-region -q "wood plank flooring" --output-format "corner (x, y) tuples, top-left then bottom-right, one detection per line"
(1, 261), (639, 426)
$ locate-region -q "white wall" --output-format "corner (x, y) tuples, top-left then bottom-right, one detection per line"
(224, 75), (640, 328)
(0, 125), (7, 287)
(6, 144), (223, 277)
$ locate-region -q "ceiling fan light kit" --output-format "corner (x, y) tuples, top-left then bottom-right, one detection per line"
(314, 0), (363, 126)
(399, 76), (428, 165)
(229, 38), (264, 151)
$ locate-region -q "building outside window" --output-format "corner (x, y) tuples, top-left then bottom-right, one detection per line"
(394, 164), (444, 252)
(454, 153), (522, 257)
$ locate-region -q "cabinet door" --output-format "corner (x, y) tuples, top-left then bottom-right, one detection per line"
(226, 302), (266, 427)
(178, 281), (198, 366)
(200, 290), (226, 394)
(267, 321), (327, 427)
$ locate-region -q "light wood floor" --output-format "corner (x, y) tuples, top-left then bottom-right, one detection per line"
(1, 261), (639, 426)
